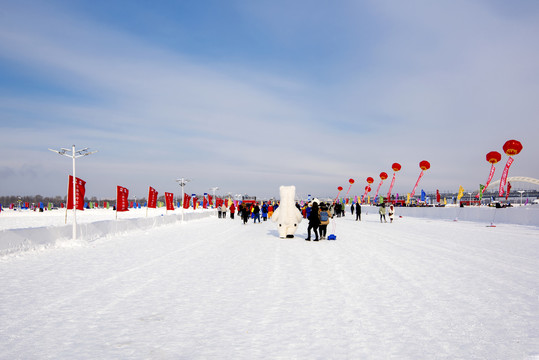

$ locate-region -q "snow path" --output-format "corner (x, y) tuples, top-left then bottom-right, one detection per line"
(1, 214), (538, 359)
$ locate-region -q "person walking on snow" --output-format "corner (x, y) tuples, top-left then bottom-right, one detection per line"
(355, 202), (361, 221)
(268, 203), (274, 219)
(229, 203), (236, 219)
(379, 203), (387, 223)
(253, 203), (261, 223)
(388, 204), (395, 223)
(261, 202), (268, 221)
(241, 204), (250, 224)
(319, 203), (330, 240)
(305, 202), (320, 241)
(220, 204), (227, 219)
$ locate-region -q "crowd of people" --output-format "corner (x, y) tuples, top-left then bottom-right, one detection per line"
(217, 201), (278, 225)
(216, 199), (396, 238)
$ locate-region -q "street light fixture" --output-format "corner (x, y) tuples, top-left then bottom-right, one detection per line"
(49, 145), (97, 240)
(176, 178), (191, 222)
(209, 187), (219, 208)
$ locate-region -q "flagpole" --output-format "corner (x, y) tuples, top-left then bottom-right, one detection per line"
(65, 175), (69, 224)
(72, 145), (77, 240)
(49, 144), (97, 241)
(177, 178), (191, 223)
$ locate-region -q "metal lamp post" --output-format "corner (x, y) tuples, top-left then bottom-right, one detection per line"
(209, 187), (219, 208)
(49, 145), (97, 240)
(176, 178), (190, 222)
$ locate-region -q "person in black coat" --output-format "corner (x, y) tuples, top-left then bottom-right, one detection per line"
(305, 202), (320, 241)
(355, 202), (361, 221)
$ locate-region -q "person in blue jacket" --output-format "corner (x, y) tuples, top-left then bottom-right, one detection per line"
(261, 202), (268, 221)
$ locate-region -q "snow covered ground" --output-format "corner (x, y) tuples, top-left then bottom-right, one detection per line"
(1, 208), (538, 359)
(0, 207), (188, 230)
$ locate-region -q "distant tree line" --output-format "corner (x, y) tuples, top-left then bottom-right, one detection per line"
(0, 195), (156, 206)
(0, 195), (66, 206)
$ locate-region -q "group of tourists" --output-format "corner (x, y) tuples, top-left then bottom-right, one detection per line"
(305, 201), (333, 241)
(218, 198), (395, 237)
(303, 200), (396, 241)
(377, 203), (395, 223)
(217, 201), (277, 225)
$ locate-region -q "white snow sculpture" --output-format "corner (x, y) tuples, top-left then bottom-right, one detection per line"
(271, 185), (303, 238)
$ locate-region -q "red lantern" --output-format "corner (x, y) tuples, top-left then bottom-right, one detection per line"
(419, 160), (430, 171)
(502, 140), (523, 156)
(349, 178), (355, 184)
(366, 177), (374, 184)
(338, 186), (343, 191)
(379, 172), (388, 180)
(392, 163), (401, 172)
(365, 185), (371, 192)
(486, 151), (502, 164)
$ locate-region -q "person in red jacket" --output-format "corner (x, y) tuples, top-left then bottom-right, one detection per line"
(229, 203), (236, 220)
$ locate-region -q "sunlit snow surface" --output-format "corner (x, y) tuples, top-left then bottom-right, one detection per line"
(1, 209), (538, 359)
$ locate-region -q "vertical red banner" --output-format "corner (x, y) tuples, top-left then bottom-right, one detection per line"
(373, 181), (383, 200)
(165, 192), (174, 210)
(387, 173), (396, 200)
(477, 163), (497, 198)
(499, 157), (513, 197)
(148, 187), (158, 209)
(505, 182), (512, 200)
(116, 186), (129, 212)
(67, 175), (86, 210)
(410, 170), (424, 198)
(183, 193), (191, 209)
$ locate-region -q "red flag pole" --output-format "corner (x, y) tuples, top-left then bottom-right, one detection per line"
(72, 146), (77, 240)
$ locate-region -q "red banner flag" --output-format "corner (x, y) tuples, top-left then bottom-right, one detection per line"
(436, 189), (441, 203)
(499, 157), (514, 197)
(165, 192), (174, 210)
(505, 182), (512, 200)
(183, 193), (191, 209)
(387, 173), (396, 200)
(116, 186), (129, 212)
(148, 187), (158, 209)
(476, 164), (497, 198)
(373, 180), (383, 201)
(203, 196), (208, 209)
(67, 175), (86, 210)
(193, 196), (198, 210)
(410, 170), (424, 198)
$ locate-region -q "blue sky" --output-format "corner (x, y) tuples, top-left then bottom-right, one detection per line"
(1, 0), (538, 200)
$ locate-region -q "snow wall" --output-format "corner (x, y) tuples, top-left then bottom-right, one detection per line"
(0, 210), (216, 256)
(370, 205), (539, 227)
